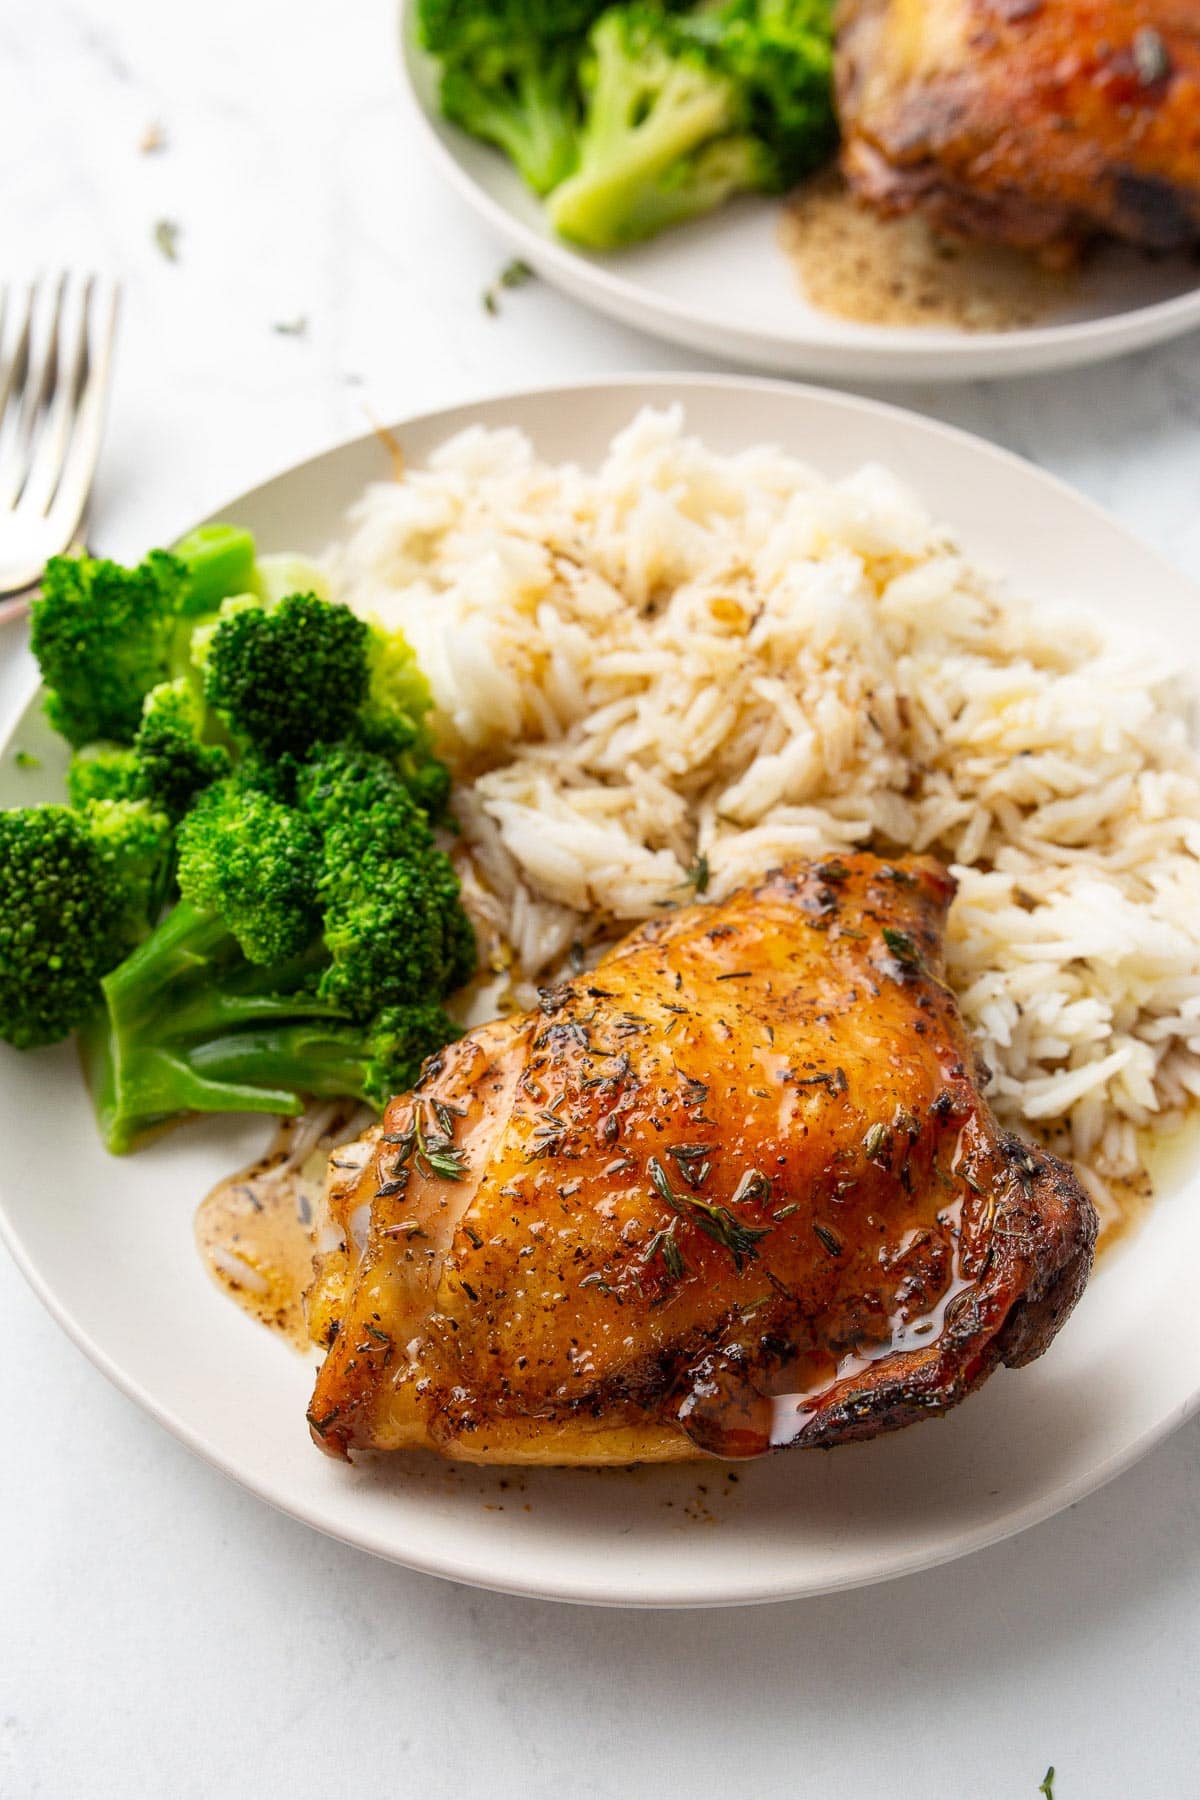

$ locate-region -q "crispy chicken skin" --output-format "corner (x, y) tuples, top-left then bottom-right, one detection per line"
(306, 856), (1096, 1466)
(836, 0), (1200, 253)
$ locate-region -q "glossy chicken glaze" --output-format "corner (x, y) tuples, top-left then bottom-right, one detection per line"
(306, 856), (1096, 1465)
(837, 0), (1200, 253)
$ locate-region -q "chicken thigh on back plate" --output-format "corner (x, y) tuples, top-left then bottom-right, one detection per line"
(836, 0), (1200, 253)
(306, 855), (1096, 1465)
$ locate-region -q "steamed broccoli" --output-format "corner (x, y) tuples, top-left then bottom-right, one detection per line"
(132, 680), (232, 820)
(546, 6), (764, 248)
(196, 588), (450, 816)
(299, 743), (475, 1015)
(175, 781), (321, 964)
(200, 591), (370, 756)
(418, 0), (605, 193)
(80, 744), (474, 1153)
(13, 523), (470, 1154)
(0, 800), (171, 1049)
(67, 743), (139, 809)
(29, 526), (269, 749)
(686, 0), (837, 183)
(30, 552), (189, 747)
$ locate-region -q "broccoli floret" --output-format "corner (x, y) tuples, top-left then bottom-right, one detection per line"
(29, 527), (272, 751)
(686, 0), (837, 184)
(547, 6), (767, 249)
(420, 0), (603, 193)
(201, 592), (371, 757)
(297, 743), (436, 862)
(175, 781), (321, 964)
(547, 0), (835, 248)
(297, 744), (475, 1016)
(80, 747), (472, 1152)
(359, 1003), (464, 1107)
(131, 679), (232, 820)
(196, 586), (452, 811)
(319, 851), (475, 1019)
(30, 551), (189, 747)
(0, 800), (171, 1049)
(67, 743), (139, 808)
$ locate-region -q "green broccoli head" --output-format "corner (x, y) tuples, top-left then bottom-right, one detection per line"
(67, 743), (139, 809)
(295, 744), (475, 1019)
(30, 551), (189, 747)
(175, 780), (322, 965)
(133, 679), (232, 820)
(547, 4), (766, 250)
(297, 743), (437, 864)
(419, 0), (603, 193)
(201, 591), (371, 757)
(359, 1003), (464, 1109)
(692, 0), (837, 184)
(318, 850), (476, 1021)
(0, 801), (171, 1048)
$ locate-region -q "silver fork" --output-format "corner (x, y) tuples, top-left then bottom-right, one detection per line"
(0, 273), (120, 621)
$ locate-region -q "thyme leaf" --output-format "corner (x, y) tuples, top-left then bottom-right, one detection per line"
(483, 257), (534, 314)
(1038, 1770), (1055, 1800)
(882, 926), (921, 967)
(641, 1218), (685, 1282)
(648, 1156), (770, 1271)
(152, 218), (181, 262)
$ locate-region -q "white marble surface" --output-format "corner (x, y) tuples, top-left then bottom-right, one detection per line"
(3, 3), (1200, 1795)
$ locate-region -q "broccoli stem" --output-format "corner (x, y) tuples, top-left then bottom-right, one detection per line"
(479, 68), (580, 195)
(80, 1014), (308, 1155)
(548, 52), (742, 249)
(87, 900), (353, 1153)
(173, 525), (258, 614)
(185, 1023), (378, 1103)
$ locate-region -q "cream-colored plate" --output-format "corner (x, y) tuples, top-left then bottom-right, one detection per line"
(3, 375), (1199, 1606)
(398, 0), (1200, 383)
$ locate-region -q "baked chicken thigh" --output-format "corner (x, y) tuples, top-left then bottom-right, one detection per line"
(836, 0), (1200, 253)
(306, 856), (1095, 1465)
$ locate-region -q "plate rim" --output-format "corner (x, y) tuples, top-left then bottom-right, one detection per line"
(4, 369), (1200, 1607)
(394, 0), (1200, 382)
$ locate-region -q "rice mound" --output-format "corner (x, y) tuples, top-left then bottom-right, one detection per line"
(329, 405), (1200, 1230)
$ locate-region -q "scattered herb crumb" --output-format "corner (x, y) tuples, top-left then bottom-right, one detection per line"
(272, 317), (308, 338)
(882, 926), (920, 967)
(1038, 1769), (1055, 1799)
(13, 749), (40, 770)
(483, 258), (534, 315)
(139, 121), (167, 155)
(685, 851), (710, 895)
(152, 218), (181, 262)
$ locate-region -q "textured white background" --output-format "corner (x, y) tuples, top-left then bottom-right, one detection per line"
(3, 4), (1200, 1796)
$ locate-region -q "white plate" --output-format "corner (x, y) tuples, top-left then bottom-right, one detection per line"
(3, 375), (1200, 1607)
(397, 0), (1200, 383)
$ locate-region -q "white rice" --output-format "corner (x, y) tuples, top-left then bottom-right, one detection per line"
(327, 405), (1200, 1232)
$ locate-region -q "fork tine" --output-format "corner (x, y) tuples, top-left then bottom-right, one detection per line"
(0, 278), (36, 445)
(0, 273), (67, 513)
(44, 278), (120, 549)
(22, 275), (94, 517)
